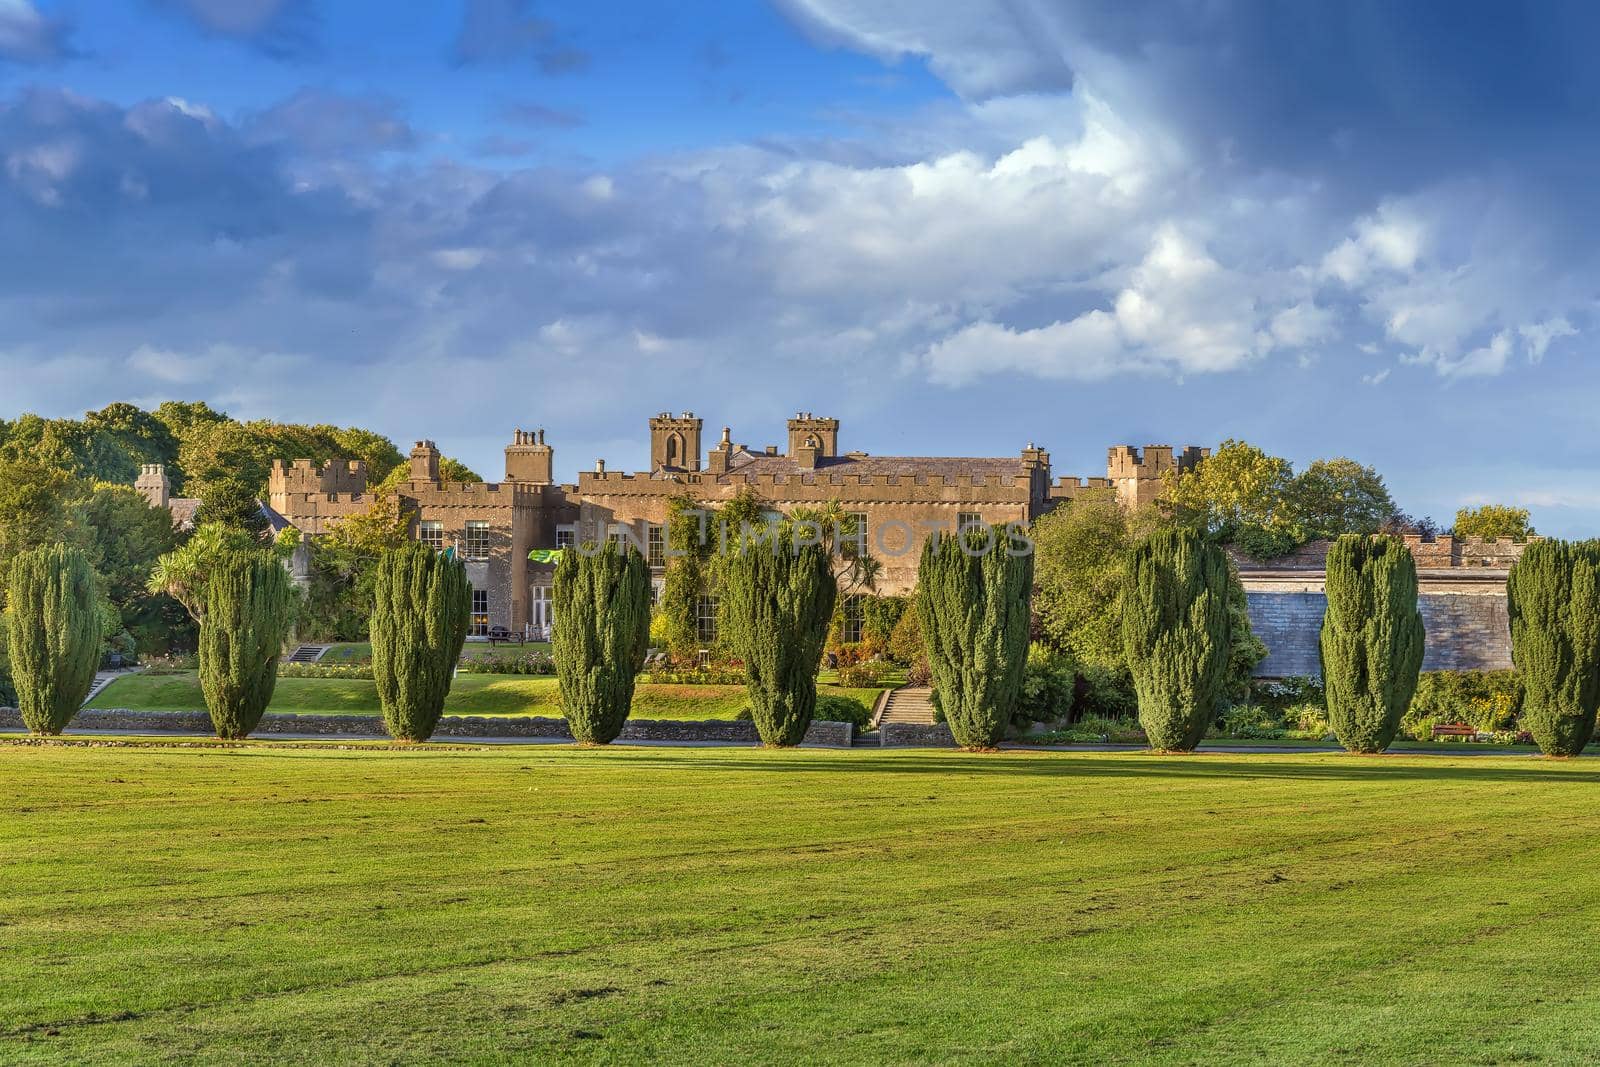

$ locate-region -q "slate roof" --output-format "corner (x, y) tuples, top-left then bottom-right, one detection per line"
(168, 498), (201, 530)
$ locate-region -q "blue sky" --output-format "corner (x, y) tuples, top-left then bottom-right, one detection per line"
(1, 0), (1596, 532)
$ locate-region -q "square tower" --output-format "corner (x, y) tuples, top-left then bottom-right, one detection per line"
(786, 413), (839, 458)
(649, 412), (702, 473)
(505, 428), (554, 484)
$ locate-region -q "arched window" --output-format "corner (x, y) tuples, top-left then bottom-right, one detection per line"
(665, 432), (682, 466)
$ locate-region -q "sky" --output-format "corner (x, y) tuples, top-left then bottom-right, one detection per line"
(1, 0), (1596, 532)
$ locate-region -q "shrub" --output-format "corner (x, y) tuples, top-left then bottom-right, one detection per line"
(719, 535), (837, 746)
(1506, 540), (1600, 755)
(553, 543), (652, 745)
(1403, 670), (1521, 737)
(887, 606), (923, 665)
(1122, 528), (1233, 752)
(197, 553), (294, 739)
(276, 661), (375, 679)
(837, 659), (894, 689)
(917, 528), (1033, 749)
(1014, 644), (1076, 728)
(1073, 663), (1137, 721)
(643, 666), (745, 685)
(1319, 534), (1425, 753)
(1220, 703), (1286, 740)
(370, 543), (471, 742)
(814, 693), (872, 729)
(905, 657), (932, 688)
(456, 650), (557, 675)
(5, 544), (101, 734)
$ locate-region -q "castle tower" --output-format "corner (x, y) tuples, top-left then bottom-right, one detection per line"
(409, 440), (441, 484)
(505, 428), (554, 484)
(135, 464), (170, 510)
(787, 413), (839, 459)
(649, 412), (702, 473)
(1107, 444), (1209, 510)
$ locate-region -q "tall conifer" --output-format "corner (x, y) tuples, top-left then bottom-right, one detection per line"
(1320, 534), (1425, 753)
(1122, 529), (1232, 752)
(6, 544), (100, 735)
(552, 542), (651, 744)
(198, 552), (293, 739)
(1507, 539), (1600, 756)
(915, 528), (1033, 749)
(370, 543), (471, 742)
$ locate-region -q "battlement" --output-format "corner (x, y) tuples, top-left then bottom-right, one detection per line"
(576, 466), (1037, 504)
(269, 457), (368, 496)
(1050, 475), (1115, 500)
(1106, 444), (1208, 481)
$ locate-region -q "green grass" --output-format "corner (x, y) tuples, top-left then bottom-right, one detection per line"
(4, 745), (1600, 1063)
(88, 671), (881, 723)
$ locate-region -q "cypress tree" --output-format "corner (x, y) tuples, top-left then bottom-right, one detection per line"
(1507, 539), (1600, 756)
(5, 544), (100, 735)
(197, 552), (294, 739)
(370, 542), (471, 742)
(721, 531), (838, 746)
(552, 542), (652, 744)
(915, 527), (1033, 750)
(1122, 528), (1233, 752)
(1319, 534), (1426, 753)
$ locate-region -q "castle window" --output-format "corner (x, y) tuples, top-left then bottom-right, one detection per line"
(555, 526), (576, 549)
(957, 511), (984, 532)
(471, 589), (489, 636)
(666, 432), (682, 467)
(419, 520), (444, 550)
(464, 521), (491, 560)
(840, 512), (868, 558)
(841, 594), (866, 644)
(647, 524), (665, 568)
(696, 595), (718, 644)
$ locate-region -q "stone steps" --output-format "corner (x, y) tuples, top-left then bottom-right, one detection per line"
(286, 644), (331, 664)
(878, 686), (936, 726)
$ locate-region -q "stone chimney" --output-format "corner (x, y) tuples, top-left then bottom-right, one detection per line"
(409, 440), (441, 484)
(135, 464), (171, 509)
(787, 413), (839, 458)
(795, 434), (821, 470)
(505, 427), (554, 484)
(707, 427), (733, 475)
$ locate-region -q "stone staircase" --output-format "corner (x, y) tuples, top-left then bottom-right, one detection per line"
(285, 644), (330, 664)
(877, 686), (936, 727)
(81, 668), (140, 707)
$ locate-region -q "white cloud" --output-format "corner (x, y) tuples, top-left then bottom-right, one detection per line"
(1520, 317), (1577, 362)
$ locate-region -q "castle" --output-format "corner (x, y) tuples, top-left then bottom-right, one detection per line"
(130, 413), (1203, 639)
(133, 413), (1533, 670)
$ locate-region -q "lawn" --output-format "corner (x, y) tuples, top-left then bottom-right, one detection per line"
(319, 641), (553, 663)
(4, 745), (1600, 1063)
(87, 672), (883, 722)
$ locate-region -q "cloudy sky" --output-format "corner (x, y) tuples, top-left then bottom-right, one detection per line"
(2, 0), (1596, 530)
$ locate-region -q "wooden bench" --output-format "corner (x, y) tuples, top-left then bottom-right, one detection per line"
(1431, 723), (1478, 741)
(486, 626), (522, 648)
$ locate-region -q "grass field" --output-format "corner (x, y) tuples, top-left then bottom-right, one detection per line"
(5, 744), (1600, 1063)
(86, 671), (884, 722)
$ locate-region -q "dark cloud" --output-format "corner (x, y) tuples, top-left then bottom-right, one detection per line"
(453, 0), (589, 73)
(0, 0), (77, 64)
(153, 0), (319, 60)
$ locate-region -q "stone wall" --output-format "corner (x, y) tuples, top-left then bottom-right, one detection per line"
(1246, 590), (1513, 677)
(880, 721), (956, 747)
(0, 708), (854, 746)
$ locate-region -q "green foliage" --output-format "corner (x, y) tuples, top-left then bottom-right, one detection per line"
(299, 501), (412, 641)
(0, 459), (75, 572)
(0, 624), (15, 707)
(1162, 439), (1298, 547)
(552, 543), (652, 744)
(1031, 494), (1141, 671)
(148, 522), (298, 622)
(887, 605), (923, 665)
(1014, 643), (1076, 728)
(1288, 458), (1396, 540)
(194, 475), (268, 534)
(77, 484), (182, 651)
(370, 543), (472, 741)
(916, 528), (1033, 749)
(1318, 535), (1425, 753)
(836, 660), (894, 689)
(1454, 504), (1535, 540)
(455, 650), (557, 675)
(371, 456), (482, 494)
(197, 553), (294, 739)
(813, 693), (873, 729)
(720, 532), (838, 746)
(1506, 539), (1600, 755)
(1403, 670), (1521, 739)
(660, 494), (714, 662)
(1122, 528), (1233, 752)
(5, 544), (100, 734)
